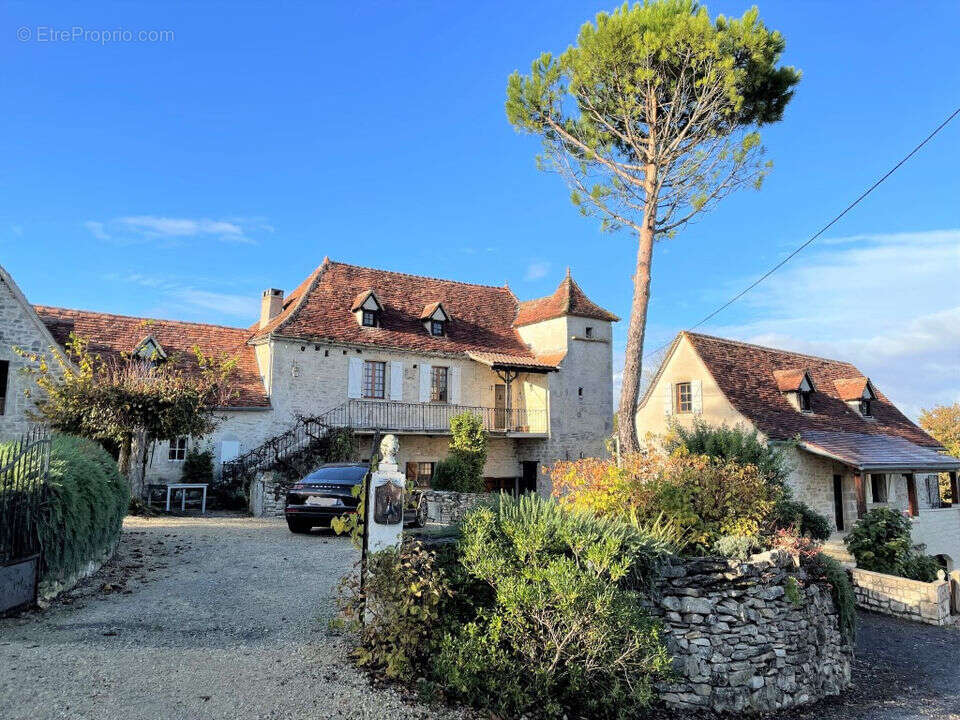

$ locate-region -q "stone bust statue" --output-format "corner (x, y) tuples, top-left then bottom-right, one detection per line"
(379, 434), (399, 467)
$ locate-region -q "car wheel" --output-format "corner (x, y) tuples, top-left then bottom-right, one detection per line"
(287, 519), (312, 534)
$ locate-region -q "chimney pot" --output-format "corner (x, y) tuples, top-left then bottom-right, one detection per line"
(259, 288), (284, 329)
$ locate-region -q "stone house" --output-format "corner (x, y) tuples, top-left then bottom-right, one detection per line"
(635, 331), (960, 567)
(1, 259), (617, 494)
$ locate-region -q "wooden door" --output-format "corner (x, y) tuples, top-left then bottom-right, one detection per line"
(494, 384), (506, 430)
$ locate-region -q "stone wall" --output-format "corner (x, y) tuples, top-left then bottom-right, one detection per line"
(421, 490), (486, 525)
(249, 471), (285, 517)
(648, 550), (852, 715)
(850, 567), (953, 626)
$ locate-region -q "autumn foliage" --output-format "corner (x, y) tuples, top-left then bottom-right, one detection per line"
(550, 446), (782, 554)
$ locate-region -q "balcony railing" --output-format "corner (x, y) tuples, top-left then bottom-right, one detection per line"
(324, 399), (548, 435)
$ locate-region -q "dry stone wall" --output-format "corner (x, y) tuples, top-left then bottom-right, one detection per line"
(422, 490), (486, 525)
(648, 550), (852, 715)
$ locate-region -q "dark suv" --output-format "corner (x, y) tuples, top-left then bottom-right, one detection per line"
(284, 462), (367, 534)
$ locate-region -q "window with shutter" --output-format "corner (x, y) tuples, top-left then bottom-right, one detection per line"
(362, 361), (386, 399)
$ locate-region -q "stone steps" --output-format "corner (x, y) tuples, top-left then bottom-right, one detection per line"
(820, 539), (856, 567)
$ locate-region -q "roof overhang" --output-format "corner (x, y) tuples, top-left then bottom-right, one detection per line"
(466, 351), (558, 373)
(798, 431), (960, 473)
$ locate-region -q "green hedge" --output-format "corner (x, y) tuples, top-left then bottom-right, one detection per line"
(39, 434), (129, 585)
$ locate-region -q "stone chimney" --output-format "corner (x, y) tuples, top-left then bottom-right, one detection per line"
(259, 288), (284, 329)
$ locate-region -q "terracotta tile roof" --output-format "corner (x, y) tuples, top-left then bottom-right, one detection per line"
(834, 376), (870, 401)
(514, 270), (619, 327)
(800, 431), (960, 472)
(682, 332), (939, 447)
(465, 351), (560, 372)
(33, 305), (270, 408)
(772, 368), (808, 392)
(252, 259), (541, 358)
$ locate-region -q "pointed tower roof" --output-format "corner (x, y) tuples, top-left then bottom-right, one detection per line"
(514, 271), (619, 327)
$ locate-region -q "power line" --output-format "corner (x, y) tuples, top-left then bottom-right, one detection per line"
(643, 104), (960, 361)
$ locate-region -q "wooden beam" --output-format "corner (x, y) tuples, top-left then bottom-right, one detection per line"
(854, 473), (867, 519)
(905, 473), (918, 517)
(951, 471), (959, 507)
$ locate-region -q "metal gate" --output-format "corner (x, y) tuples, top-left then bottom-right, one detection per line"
(0, 425), (50, 614)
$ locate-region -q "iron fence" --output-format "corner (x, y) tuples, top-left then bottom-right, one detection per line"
(0, 425), (51, 566)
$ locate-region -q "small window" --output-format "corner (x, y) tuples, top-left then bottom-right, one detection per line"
(431, 366), (448, 402)
(799, 390), (812, 412)
(578, 387), (583, 398)
(870, 474), (888, 503)
(406, 461), (435, 489)
(674, 382), (693, 413)
(0, 359), (8, 415)
(585, 327), (593, 338)
(168, 437), (188, 461)
(430, 320), (445, 336)
(860, 399), (872, 417)
(362, 310), (377, 327)
(362, 360), (386, 399)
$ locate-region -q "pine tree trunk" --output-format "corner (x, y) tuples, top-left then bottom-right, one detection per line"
(617, 215), (656, 455)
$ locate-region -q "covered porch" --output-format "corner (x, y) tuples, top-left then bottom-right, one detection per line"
(800, 431), (960, 568)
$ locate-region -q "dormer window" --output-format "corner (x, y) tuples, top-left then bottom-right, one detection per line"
(351, 290), (383, 328)
(420, 302), (450, 337)
(132, 336), (166, 366)
(773, 368), (815, 414)
(834, 376), (876, 419)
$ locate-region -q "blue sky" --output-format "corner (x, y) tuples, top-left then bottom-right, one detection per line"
(2, 1), (958, 417)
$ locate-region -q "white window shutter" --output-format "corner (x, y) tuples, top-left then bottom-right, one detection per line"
(220, 440), (240, 463)
(419, 363), (431, 402)
(691, 379), (703, 415)
(348, 357), (363, 399)
(449, 366), (461, 405)
(663, 382), (673, 416)
(390, 361), (404, 401)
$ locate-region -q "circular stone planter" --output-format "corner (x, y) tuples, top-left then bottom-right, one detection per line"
(647, 550), (852, 715)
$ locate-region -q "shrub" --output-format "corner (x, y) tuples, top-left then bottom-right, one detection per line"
(552, 447), (781, 554)
(181, 447), (213, 484)
(806, 552), (856, 641)
(712, 534), (756, 560)
(432, 412), (488, 493)
(36, 434), (129, 587)
(668, 420), (793, 485)
(337, 539), (456, 680)
(434, 495), (675, 719)
(773, 494), (833, 541)
(844, 507), (939, 582)
(432, 452), (483, 493)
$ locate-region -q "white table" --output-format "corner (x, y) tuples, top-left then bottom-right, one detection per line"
(165, 483), (208, 514)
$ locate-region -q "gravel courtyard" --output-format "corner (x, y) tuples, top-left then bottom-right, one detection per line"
(2, 515), (958, 720)
(0, 516), (470, 720)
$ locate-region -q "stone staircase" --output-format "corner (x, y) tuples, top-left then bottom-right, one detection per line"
(820, 535), (856, 567)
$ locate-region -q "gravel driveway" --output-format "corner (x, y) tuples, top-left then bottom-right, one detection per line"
(2, 516), (958, 720)
(0, 516), (471, 720)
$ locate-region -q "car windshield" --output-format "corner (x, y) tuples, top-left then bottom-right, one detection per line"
(302, 465), (367, 484)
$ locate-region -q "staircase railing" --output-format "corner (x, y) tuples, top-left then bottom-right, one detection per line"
(221, 399), (548, 485)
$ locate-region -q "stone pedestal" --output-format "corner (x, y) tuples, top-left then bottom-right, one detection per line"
(365, 435), (404, 554)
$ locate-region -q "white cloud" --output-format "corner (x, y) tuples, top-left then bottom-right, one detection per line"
(524, 261), (551, 281)
(85, 215), (273, 245)
(109, 272), (258, 321)
(705, 228), (960, 419)
(84, 220), (110, 240)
